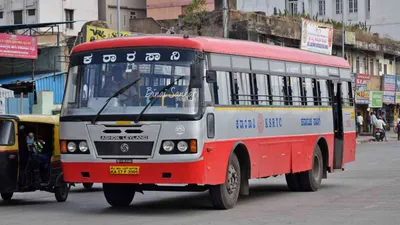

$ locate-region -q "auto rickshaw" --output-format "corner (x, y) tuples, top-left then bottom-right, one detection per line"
(0, 115), (72, 202)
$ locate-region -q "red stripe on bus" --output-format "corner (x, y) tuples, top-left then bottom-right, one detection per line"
(62, 132), (356, 185)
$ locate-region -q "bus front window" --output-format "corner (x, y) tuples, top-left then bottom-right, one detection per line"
(62, 48), (200, 119)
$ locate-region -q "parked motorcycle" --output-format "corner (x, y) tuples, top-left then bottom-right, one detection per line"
(375, 128), (385, 141)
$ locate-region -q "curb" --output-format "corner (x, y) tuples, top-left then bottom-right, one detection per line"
(357, 138), (398, 144)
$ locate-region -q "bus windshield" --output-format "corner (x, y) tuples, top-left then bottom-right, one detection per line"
(62, 47), (200, 119)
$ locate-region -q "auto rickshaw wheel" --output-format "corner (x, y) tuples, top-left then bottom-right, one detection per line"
(55, 182), (69, 202)
(83, 183), (94, 189)
(1, 193), (13, 201)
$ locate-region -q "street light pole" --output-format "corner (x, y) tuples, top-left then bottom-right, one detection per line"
(117, 0), (121, 37)
(222, 0), (228, 38)
(341, 0), (345, 58)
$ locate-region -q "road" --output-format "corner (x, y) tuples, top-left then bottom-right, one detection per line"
(1, 142), (399, 225)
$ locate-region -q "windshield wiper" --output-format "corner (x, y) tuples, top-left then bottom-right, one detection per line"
(91, 78), (141, 124)
(134, 76), (185, 123)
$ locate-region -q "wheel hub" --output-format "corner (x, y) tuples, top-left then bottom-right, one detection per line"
(226, 165), (238, 194)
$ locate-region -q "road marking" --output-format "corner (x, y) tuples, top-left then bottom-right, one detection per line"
(392, 158), (400, 161)
(368, 162), (378, 165)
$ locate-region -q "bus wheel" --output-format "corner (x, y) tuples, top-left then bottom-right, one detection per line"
(1, 193), (13, 201)
(209, 153), (241, 210)
(285, 173), (302, 191)
(103, 184), (135, 207)
(83, 183), (94, 189)
(55, 182), (69, 202)
(299, 145), (323, 191)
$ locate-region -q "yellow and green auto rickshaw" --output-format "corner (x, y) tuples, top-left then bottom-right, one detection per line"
(0, 114), (72, 202)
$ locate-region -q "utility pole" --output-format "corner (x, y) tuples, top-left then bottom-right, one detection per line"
(341, 0), (345, 58)
(117, 0), (121, 37)
(222, 0), (229, 38)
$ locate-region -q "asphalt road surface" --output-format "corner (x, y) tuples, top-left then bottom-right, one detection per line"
(1, 142), (399, 225)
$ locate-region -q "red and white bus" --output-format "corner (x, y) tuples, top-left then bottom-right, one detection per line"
(60, 35), (356, 209)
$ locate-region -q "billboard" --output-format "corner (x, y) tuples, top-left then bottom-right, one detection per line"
(0, 34), (38, 59)
(85, 25), (131, 42)
(369, 91), (383, 108)
(383, 74), (396, 91)
(383, 91), (395, 104)
(300, 18), (333, 55)
(355, 73), (371, 104)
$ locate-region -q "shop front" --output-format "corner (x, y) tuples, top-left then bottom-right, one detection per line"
(355, 73), (371, 132)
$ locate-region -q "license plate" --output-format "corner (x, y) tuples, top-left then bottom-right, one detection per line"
(110, 166), (139, 175)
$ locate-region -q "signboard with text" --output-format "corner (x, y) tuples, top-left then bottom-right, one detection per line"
(355, 73), (371, 104)
(369, 91), (383, 108)
(0, 34), (38, 59)
(396, 92), (400, 104)
(85, 25), (131, 42)
(383, 74), (396, 91)
(300, 18), (333, 55)
(383, 91), (395, 104)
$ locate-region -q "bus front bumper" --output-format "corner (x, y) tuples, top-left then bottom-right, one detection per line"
(61, 160), (207, 184)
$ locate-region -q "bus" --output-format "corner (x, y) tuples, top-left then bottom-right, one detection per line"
(60, 35), (356, 210)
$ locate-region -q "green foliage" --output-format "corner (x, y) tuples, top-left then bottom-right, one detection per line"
(181, 0), (208, 36)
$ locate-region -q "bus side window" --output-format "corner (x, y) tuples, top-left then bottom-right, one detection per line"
(304, 78), (314, 106)
(255, 74), (271, 106)
(290, 77), (301, 106)
(270, 75), (281, 106)
(312, 78), (321, 106)
(235, 72), (251, 106)
(215, 71), (232, 105)
(319, 79), (329, 106)
(342, 82), (350, 107)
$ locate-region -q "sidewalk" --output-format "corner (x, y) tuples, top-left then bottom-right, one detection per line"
(356, 132), (399, 144)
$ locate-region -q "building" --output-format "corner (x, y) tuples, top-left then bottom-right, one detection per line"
(0, 0), (98, 36)
(236, 0), (400, 41)
(147, 0), (215, 21)
(98, 0), (146, 31)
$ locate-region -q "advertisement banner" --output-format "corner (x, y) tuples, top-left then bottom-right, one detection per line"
(382, 91), (395, 104)
(383, 74), (396, 91)
(396, 75), (400, 91)
(396, 92), (400, 104)
(369, 91), (383, 108)
(355, 73), (371, 104)
(85, 25), (131, 42)
(0, 34), (38, 59)
(300, 18), (333, 55)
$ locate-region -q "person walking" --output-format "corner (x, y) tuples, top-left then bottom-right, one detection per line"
(371, 112), (377, 137)
(357, 112), (363, 137)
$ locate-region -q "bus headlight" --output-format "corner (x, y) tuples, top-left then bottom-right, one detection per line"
(67, 142), (77, 153)
(79, 141), (89, 153)
(177, 141), (188, 152)
(162, 141), (175, 152)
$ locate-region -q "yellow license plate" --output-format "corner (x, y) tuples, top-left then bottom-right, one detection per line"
(110, 166), (139, 175)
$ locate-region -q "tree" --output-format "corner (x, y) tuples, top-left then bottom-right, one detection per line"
(182, 0), (208, 36)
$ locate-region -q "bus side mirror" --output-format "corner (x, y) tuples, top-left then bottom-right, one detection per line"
(190, 63), (202, 88)
(206, 70), (217, 83)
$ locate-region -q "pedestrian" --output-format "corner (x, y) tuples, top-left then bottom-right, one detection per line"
(356, 112), (363, 137)
(371, 112), (377, 137)
(366, 112), (371, 133)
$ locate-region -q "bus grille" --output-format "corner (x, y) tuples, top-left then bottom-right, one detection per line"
(94, 142), (154, 157)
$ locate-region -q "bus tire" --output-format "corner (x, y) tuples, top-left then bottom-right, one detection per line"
(103, 183), (135, 207)
(209, 153), (241, 210)
(1, 193), (13, 201)
(83, 183), (94, 189)
(299, 145), (323, 192)
(285, 173), (302, 191)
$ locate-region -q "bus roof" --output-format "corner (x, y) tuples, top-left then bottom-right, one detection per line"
(72, 35), (350, 69)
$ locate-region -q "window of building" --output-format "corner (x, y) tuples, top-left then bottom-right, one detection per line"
(65, 9), (74, 29)
(366, 0), (371, 18)
(319, 0), (326, 16)
(0, 11), (3, 19)
(288, 0), (298, 16)
(13, 10), (23, 24)
(349, 0), (358, 13)
(336, 0), (342, 14)
(370, 59), (374, 75)
(27, 9), (35, 16)
(130, 11), (136, 19)
(356, 57), (360, 73)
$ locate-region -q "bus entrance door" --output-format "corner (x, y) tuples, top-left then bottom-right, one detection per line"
(332, 82), (344, 170)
